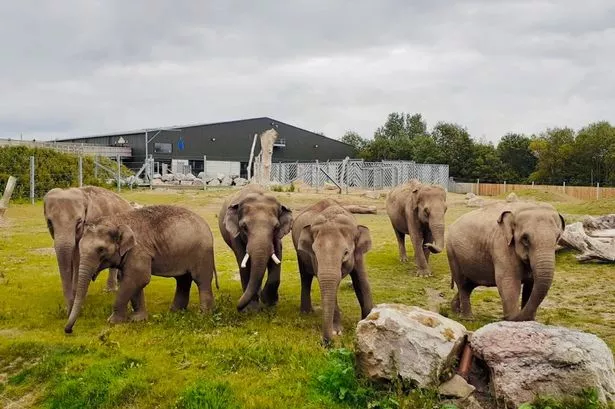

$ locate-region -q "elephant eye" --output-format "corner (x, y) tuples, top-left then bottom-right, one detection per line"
(424, 207), (430, 216)
(520, 234), (530, 247)
(97, 246), (105, 254)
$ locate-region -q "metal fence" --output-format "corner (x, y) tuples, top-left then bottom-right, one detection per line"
(259, 159), (449, 191)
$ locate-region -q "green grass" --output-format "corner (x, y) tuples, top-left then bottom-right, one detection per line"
(1, 189), (614, 408)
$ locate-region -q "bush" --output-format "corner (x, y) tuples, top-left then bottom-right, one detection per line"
(0, 146), (133, 201)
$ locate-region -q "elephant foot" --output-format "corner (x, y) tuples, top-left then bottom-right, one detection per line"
(332, 321), (343, 337)
(459, 312), (474, 321)
(415, 268), (432, 277)
(107, 313), (128, 324)
(300, 306), (314, 314)
(104, 286), (118, 293)
(400, 255), (409, 263)
(239, 300), (261, 313)
(130, 311), (148, 322)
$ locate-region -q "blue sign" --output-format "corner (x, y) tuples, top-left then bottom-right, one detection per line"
(177, 136), (185, 151)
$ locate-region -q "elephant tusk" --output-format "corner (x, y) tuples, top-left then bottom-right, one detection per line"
(241, 253), (250, 268)
(271, 253), (281, 264)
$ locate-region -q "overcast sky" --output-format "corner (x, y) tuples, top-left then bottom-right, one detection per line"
(1, 1), (614, 143)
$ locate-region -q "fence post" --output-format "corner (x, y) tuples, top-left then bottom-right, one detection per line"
(315, 160), (320, 193)
(597, 182), (600, 200)
(563, 181), (566, 193)
(94, 155), (98, 178)
(476, 178), (480, 195)
(532, 181), (535, 188)
(30, 156), (35, 205)
(503, 180), (506, 194)
(116, 154), (121, 193)
(203, 155), (207, 191)
(78, 155), (83, 187)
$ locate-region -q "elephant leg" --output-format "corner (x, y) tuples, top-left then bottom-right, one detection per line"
(105, 268), (119, 292)
(170, 273), (192, 312)
(458, 280), (477, 319)
(261, 247), (282, 307)
(191, 261), (215, 313)
(298, 257), (314, 313)
(129, 288), (148, 322)
(333, 302), (343, 336)
(409, 230), (430, 277)
(496, 273), (522, 320)
(109, 278), (139, 324)
(521, 279), (534, 309)
(393, 227), (408, 263)
(350, 263), (373, 319)
(451, 291), (461, 313)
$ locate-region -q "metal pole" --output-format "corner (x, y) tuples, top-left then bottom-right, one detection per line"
(78, 155), (83, 187)
(144, 131), (148, 181)
(203, 155), (207, 191)
(30, 156), (35, 204)
(563, 181), (566, 193)
(315, 160), (319, 192)
(117, 154), (121, 192)
(597, 182), (600, 200)
(94, 155), (98, 178)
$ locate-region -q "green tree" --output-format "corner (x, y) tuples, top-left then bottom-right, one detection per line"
(496, 133), (537, 183)
(411, 134), (441, 164)
(573, 121), (615, 185)
(431, 122), (475, 179)
(340, 131), (367, 154)
(529, 127), (575, 184)
(471, 142), (508, 182)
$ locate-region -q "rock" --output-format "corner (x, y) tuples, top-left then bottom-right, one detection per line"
(162, 174), (174, 182)
(506, 192), (518, 202)
(221, 176), (233, 186)
(180, 180), (193, 186)
(466, 197), (484, 207)
(185, 173), (196, 181)
(175, 173), (186, 181)
(355, 304), (467, 388)
(234, 177), (248, 187)
(229, 174), (239, 179)
(130, 201), (144, 209)
(153, 173), (162, 179)
(217, 173), (225, 181)
(208, 178), (221, 187)
(151, 179), (164, 186)
(465, 192), (476, 199)
(438, 374), (475, 399)
(193, 179), (204, 186)
(197, 171), (205, 179)
(324, 182), (338, 190)
(364, 191), (382, 200)
(470, 321), (615, 407)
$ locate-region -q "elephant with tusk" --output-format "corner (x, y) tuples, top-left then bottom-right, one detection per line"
(292, 198), (373, 345)
(385, 179), (448, 277)
(219, 184), (293, 312)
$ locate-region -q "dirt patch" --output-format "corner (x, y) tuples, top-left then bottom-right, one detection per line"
(0, 328), (23, 338)
(30, 247), (55, 256)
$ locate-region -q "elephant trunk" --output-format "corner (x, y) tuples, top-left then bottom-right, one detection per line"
(513, 251), (554, 321)
(64, 261), (95, 333)
(318, 272), (340, 345)
(236, 246), (271, 311)
(425, 221), (445, 254)
(54, 235), (76, 311)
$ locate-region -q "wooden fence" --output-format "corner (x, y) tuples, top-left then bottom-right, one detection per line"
(455, 182), (615, 201)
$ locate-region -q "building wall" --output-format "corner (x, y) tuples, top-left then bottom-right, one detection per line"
(62, 117), (354, 170)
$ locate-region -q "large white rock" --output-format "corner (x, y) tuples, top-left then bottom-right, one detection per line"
(506, 192), (519, 202)
(161, 173), (174, 182)
(466, 197), (484, 207)
(465, 192), (476, 199)
(208, 178), (221, 187)
(355, 304), (467, 388)
(185, 173), (196, 181)
(221, 176), (233, 186)
(216, 173), (225, 181)
(470, 321), (615, 407)
(197, 172), (205, 179)
(233, 177), (248, 187)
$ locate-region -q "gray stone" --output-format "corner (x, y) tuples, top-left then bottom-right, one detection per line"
(233, 177), (248, 187)
(192, 179), (204, 186)
(465, 192), (476, 199)
(161, 173), (174, 182)
(221, 176), (233, 186)
(216, 173), (225, 181)
(470, 321), (615, 407)
(151, 179), (164, 186)
(438, 374), (475, 399)
(355, 304), (467, 388)
(506, 192), (519, 202)
(180, 180), (193, 186)
(208, 178), (221, 187)
(153, 173), (162, 179)
(364, 191), (382, 200)
(185, 173), (196, 181)
(197, 171), (205, 179)
(175, 173), (186, 181)
(466, 197), (484, 207)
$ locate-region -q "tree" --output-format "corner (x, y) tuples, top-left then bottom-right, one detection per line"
(496, 133), (537, 183)
(529, 127), (575, 184)
(471, 142), (509, 182)
(573, 121), (615, 185)
(411, 134), (441, 164)
(341, 131), (367, 154)
(431, 122), (475, 179)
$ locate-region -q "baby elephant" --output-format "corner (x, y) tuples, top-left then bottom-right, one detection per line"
(64, 205), (218, 333)
(292, 199), (373, 345)
(447, 201), (565, 321)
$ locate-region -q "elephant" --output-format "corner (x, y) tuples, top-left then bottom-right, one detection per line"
(292, 198), (373, 344)
(385, 179), (447, 277)
(43, 186), (134, 313)
(218, 184), (293, 312)
(64, 204), (218, 334)
(446, 201), (565, 321)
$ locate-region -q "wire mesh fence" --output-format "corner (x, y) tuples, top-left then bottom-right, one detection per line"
(259, 159), (449, 191)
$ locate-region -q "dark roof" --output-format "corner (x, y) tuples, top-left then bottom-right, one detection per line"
(57, 116), (353, 148)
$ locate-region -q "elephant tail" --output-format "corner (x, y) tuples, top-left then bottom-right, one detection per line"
(212, 259), (219, 290)
(450, 275), (454, 289)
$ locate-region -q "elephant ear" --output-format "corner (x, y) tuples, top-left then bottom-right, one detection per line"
(298, 225), (314, 256)
(224, 203), (241, 238)
(277, 205), (293, 239)
(115, 224), (137, 257)
(497, 210), (515, 246)
(355, 225), (372, 254)
(558, 213), (566, 231)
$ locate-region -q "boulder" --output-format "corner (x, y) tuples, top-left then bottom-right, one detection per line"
(153, 173), (162, 179)
(151, 179), (164, 186)
(185, 173), (196, 181)
(208, 178), (221, 187)
(180, 180), (193, 186)
(470, 321), (615, 407)
(162, 173), (175, 182)
(355, 304), (467, 388)
(234, 177), (248, 187)
(175, 173), (186, 181)
(193, 179), (204, 186)
(465, 192), (476, 199)
(467, 197), (484, 207)
(221, 176), (233, 186)
(324, 182), (338, 190)
(197, 171), (205, 179)
(438, 374), (475, 399)
(364, 191), (383, 200)
(216, 173), (225, 181)
(506, 192), (518, 202)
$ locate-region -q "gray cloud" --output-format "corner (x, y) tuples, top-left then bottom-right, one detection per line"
(0, 0), (614, 143)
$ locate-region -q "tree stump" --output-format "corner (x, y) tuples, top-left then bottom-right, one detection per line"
(559, 218), (615, 263)
(0, 176), (17, 218)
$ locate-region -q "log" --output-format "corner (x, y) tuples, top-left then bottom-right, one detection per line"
(559, 222), (615, 263)
(583, 214), (615, 231)
(342, 205), (377, 214)
(0, 176), (17, 217)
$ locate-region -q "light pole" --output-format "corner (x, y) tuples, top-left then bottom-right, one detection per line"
(143, 127), (182, 180)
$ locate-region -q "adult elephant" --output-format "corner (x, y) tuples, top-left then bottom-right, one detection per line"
(219, 184), (293, 311)
(43, 186), (134, 314)
(446, 201), (565, 321)
(385, 179), (447, 277)
(292, 199), (373, 345)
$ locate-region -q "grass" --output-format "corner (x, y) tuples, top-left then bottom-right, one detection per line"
(1, 188), (614, 408)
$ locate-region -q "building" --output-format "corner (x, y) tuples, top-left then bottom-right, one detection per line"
(58, 117), (355, 178)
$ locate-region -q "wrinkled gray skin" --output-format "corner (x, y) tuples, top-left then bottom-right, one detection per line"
(447, 201), (565, 321)
(64, 205), (218, 334)
(385, 179), (447, 277)
(43, 186), (134, 314)
(219, 185), (293, 311)
(292, 199), (373, 345)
